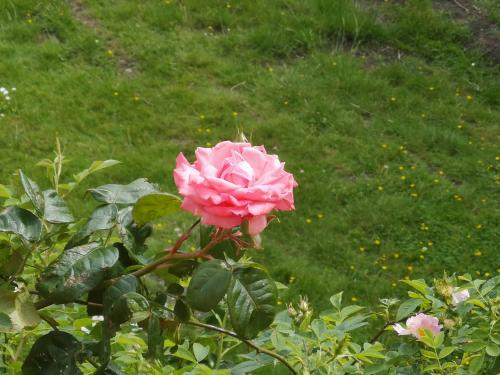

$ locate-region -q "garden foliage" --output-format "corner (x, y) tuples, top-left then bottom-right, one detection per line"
(0, 143), (498, 374)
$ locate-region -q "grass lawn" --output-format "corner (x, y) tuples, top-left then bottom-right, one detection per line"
(0, 0), (499, 312)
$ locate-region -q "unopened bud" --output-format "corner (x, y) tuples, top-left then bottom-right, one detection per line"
(235, 129), (249, 143)
(298, 296), (311, 314)
(435, 279), (453, 298)
(443, 319), (456, 329)
(287, 304), (298, 318)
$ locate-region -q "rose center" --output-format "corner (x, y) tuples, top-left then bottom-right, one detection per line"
(219, 159), (255, 187)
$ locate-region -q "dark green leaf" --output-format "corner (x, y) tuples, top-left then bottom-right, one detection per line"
(19, 170), (43, 215)
(186, 260), (232, 312)
(67, 205), (118, 248)
(200, 225), (239, 260)
(97, 363), (125, 375)
(174, 299), (190, 322)
(167, 283), (184, 296)
(87, 288), (105, 316)
(0, 207), (42, 242)
(108, 292), (149, 325)
(89, 178), (157, 204)
(168, 260), (197, 277)
(103, 274), (139, 313)
(37, 243), (119, 303)
(147, 314), (163, 359)
(227, 266), (277, 339)
(103, 275), (146, 327)
(132, 193), (181, 225)
(43, 189), (74, 224)
(2, 250), (25, 276)
(396, 299), (422, 321)
(22, 331), (82, 375)
(117, 207), (151, 264)
(0, 313), (12, 331)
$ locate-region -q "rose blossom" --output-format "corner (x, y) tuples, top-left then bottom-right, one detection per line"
(393, 313), (442, 339)
(451, 288), (470, 305)
(174, 141), (297, 235)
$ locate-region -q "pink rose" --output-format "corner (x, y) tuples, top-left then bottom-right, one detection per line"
(451, 288), (470, 305)
(174, 141), (297, 235)
(394, 313), (442, 339)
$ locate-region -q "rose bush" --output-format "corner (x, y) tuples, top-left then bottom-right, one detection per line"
(0, 140), (498, 375)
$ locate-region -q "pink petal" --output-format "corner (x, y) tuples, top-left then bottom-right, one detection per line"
(247, 215), (268, 235)
(393, 324), (411, 336)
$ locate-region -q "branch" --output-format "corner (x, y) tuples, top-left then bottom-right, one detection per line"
(36, 297), (104, 310)
(127, 224), (224, 280)
(182, 320), (298, 375)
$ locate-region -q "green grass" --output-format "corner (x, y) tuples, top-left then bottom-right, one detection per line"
(0, 0), (499, 310)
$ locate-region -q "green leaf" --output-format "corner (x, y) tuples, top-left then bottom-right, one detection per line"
(467, 298), (487, 309)
(486, 343), (500, 357)
(66, 204), (118, 248)
(37, 243), (119, 303)
(439, 346), (456, 359)
(330, 292), (343, 310)
(0, 289), (40, 332)
(419, 329), (437, 348)
(469, 351), (485, 374)
(73, 160), (121, 183)
(227, 266), (277, 339)
(396, 299), (421, 321)
(193, 343), (209, 362)
(42, 189), (74, 224)
(401, 279), (429, 295)
(0, 184), (11, 198)
(132, 193), (181, 225)
(186, 260), (232, 312)
(0, 206), (42, 242)
(19, 170), (43, 215)
(108, 292), (149, 325)
(464, 341), (486, 352)
(423, 364), (441, 372)
(89, 178), (157, 204)
(433, 332), (444, 348)
(22, 331), (82, 375)
(340, 305), (365, 320)
(420, 349), (438, 359)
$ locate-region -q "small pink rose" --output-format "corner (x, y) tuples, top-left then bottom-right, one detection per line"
(393, 313), (442, 339)
(174, 141), (297, 234)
